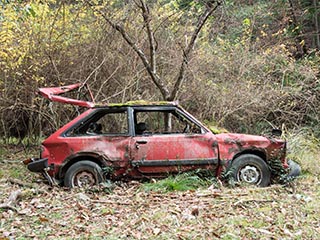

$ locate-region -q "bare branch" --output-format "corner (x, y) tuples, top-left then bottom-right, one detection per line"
(139, 0), (156, 73)
(169, 1), (221, 101)
(85, 0), (170, 99)
(0, 190), (22, 212)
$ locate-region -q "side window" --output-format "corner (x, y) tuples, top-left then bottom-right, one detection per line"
(93, 111), (128, 134)
(68, 110), (128, 136)
(134, 110), (201, 135)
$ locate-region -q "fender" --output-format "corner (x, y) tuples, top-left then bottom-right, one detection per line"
(58, 151), (112, 179)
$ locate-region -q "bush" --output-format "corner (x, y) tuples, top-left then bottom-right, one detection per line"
(285, 129), (320, 175)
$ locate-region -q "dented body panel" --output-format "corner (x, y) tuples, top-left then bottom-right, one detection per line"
(130, 132), (219, 175)
(216, 133), (286, 164)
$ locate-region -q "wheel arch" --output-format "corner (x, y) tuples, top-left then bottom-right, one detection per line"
(58, 152), (110, 180)
(232, 149), (267, 164)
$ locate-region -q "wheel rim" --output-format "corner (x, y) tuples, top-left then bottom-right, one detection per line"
(72, 171), (96, 187)
(238, 165), (261, 184)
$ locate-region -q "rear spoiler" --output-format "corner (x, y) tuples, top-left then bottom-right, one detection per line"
(39, 83), (95, 108)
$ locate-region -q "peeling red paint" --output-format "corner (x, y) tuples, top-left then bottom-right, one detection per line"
(39, 83), (95, 108)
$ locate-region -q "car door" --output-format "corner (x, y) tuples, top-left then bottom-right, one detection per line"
(130, 107), (219, 175)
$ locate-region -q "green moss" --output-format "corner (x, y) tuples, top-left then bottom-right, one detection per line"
(207, 125), (229, 134)
(94, 100), (178, 108)
(203, 119), (228, 134)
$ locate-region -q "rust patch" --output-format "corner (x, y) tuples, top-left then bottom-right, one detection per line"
(228, 147), (240, 154)
(224, 138), (244, 147)
(212, 141), (218, 148)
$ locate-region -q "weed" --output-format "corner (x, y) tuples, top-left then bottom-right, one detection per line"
(102, 166), (115, 178)
(0, 137), (44, 147)
(268, 158), (289, 184)
(142, 172), (212, 193)
(285, 129), (320, 175)
(86, 180), (116, 194)
(221, 166), (236, 187)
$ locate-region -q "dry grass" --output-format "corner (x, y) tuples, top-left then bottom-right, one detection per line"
(285, 130), (320, 176)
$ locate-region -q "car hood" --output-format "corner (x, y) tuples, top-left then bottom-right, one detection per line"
(215, 132), (284, 146)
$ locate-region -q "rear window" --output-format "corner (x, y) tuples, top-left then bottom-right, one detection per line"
(65, 109), (128, 136)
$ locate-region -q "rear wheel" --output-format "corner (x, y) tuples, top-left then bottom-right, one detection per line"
(64, 160), (104, 188)
(231, 154), (271, 187)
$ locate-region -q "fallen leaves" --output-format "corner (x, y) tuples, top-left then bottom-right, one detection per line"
(0, 190), (23, 212)
(1, 159), (320, 239)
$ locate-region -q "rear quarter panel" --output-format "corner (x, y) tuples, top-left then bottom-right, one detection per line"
(41, 109), (130, 177)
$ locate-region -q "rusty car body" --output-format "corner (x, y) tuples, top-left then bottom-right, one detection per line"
(24, 83), (300, 188)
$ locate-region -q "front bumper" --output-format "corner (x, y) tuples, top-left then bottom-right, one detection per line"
(23, 158), (55, 186)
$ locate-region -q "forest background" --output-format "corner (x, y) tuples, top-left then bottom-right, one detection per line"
(0, 0), (320, 238)
(1, 0), (319, 141)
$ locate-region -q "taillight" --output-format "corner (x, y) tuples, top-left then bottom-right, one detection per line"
(23, 158), (33, 165)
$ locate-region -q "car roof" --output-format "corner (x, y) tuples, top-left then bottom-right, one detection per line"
(94, 100), (179, 108)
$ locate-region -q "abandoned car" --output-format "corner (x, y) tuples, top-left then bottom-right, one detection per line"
(24, 83), (300, 188)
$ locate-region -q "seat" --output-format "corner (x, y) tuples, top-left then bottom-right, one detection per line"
(135, 122), (147, 135)
(87, 122), (102, 134)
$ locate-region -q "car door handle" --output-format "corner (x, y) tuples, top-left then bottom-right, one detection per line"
(136, 140), (148, 144)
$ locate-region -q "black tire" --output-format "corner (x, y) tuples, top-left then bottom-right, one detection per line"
(64, 160), (104, 188)
(231, 154), (271, 187)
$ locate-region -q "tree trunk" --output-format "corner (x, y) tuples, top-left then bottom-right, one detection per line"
(86, 0), (221, 101)
(314, 0), (320, 49)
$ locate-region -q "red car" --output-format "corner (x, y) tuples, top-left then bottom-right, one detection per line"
(24, 83), (300, 188)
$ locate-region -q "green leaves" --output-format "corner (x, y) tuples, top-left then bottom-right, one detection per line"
(142, 172), (213, 193)
(242, 17), (251, 26)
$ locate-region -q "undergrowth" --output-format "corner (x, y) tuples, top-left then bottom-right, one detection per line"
(285, 129), (320, 176)
(142, 171), (216, 193)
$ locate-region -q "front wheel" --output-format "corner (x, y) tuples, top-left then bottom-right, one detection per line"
(64, 160), (104, 188)
(231, 154), (271, 187)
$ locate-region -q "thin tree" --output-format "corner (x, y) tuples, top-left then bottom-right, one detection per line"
(85, 0), (221, 101)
